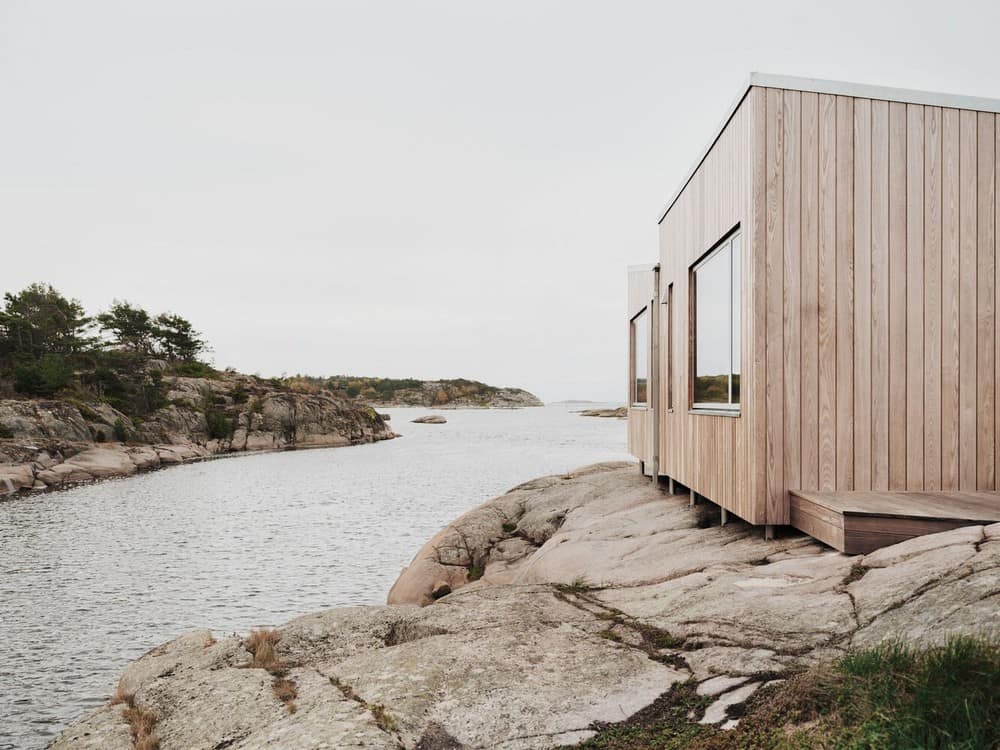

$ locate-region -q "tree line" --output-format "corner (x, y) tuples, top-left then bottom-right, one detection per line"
(0, 282), (210, 412)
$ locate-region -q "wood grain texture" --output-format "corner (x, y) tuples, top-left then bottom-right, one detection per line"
(836, 96), (855, 490)
(888, 102), (907, 490)
(906, 105), (925, 490)
(942, 109), (961, 489)
(649, 85), (999, 529)
(818, 94), (837, 491)
(801, 91), (820, 492)
(924, 107), (943, 490)
(783, 90), (802, 500)
(978, 112), (995, 490)
(854, 98), (873, 491)
(959, 110), (977, 490)
(766, 87), (786, 517)
(871, 99), (891, 491)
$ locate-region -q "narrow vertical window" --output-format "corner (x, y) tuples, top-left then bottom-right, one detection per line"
(692, 231), (741, 410)
(665, 283), (674, 410)
(631, 308), (649, 405)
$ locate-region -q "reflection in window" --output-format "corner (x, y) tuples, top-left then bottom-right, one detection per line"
(665, 284), (673, 409)
(631, 308), (648, 405)
(692, 233), (740, 409)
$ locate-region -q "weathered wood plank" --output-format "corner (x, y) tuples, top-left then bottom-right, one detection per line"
(801, 92), (820, 491)
(837, 96), (855, 490)
(818, 94), (837, 491)
(924, 107), (943, 490)
(854, 98), (873, 491)
(942, 108), (961, 489)
(766, 87), (786, 518)
(978, 112), (996, 490)
(888, 101), (907, 490)
(871, 100), (891, 491)
(959, 110), (978, 490)
(906, 105), (925, 490)
(783, 90), (802, 496)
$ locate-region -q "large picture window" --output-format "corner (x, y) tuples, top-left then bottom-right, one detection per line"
(692, 232), (740, 410)
(630, 307), (649, 406)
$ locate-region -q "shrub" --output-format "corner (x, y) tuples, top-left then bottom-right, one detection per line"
(230, 383), (249, 404)
(113, 417), (130, 443)
(205, 410), (233, 440)
(13, 354), (72, 396)
(170, 360), (217, 379)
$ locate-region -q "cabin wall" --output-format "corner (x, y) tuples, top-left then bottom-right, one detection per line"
(657, 91), (764, 522)
(758, 86), (1000, 519)
(627, 266), (657, 470)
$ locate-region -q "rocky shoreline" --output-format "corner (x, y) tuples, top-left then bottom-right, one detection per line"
(0, 372), (396, 496)
(50, 462), (1000, 749)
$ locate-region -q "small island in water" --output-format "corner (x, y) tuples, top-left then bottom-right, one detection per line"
(290, 374), (543, 408)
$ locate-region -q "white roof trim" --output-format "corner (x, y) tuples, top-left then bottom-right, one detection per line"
(627, 262), (659, 273)
(657, 72), (1000, 224)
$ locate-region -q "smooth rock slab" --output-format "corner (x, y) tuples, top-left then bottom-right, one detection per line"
(51, 465), (1000, 750)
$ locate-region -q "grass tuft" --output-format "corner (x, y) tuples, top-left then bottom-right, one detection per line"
(562, 636), (1000, 750)
(555, 575), (596, 594)
(244, 629), (285, 675)
(370, 703), (397, 731)
(112, 689), (160, 750)
(272, 677), (298, 714)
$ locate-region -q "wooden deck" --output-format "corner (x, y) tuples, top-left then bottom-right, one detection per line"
(789, 489), (1000, 554)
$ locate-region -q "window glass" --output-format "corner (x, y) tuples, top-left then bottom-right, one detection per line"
(665, 284), (673, 409)
(631, 308), (648, 405)
(693, 232), (740, 409)
(731, 235), (741, 405)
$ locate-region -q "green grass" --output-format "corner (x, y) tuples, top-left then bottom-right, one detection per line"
(554, 575), (596, 594)
(563, 636), (1000, 750)
(830, 637), (1000, 749)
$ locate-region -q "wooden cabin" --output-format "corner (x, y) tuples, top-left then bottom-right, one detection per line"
(628, 73), (1000, 553)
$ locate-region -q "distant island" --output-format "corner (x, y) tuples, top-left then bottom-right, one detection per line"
(578, 406), (627, 418)
(284, 375), (543, 408)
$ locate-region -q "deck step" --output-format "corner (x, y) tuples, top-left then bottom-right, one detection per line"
(788, 489), (1000, 554)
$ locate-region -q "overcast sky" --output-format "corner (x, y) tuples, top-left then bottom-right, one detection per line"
(2, 1), (999, 402)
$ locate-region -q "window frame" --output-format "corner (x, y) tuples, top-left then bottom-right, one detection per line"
(689, 229), (741, 414)
(630, 306), (649, 407)
(663, 283), (674, 411)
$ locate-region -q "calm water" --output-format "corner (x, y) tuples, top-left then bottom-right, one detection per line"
(0, 404), (629, 749)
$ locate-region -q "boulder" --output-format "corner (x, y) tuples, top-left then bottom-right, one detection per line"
(62, 448), (137, 479)
(37, 463), (94, 485)
(0, 463), (35, 493)
(410, 415), (447, 424)
(125, 446), (161, 471)
(0, 400), (91, 442)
